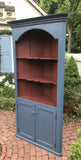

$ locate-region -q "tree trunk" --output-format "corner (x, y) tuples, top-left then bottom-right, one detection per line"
(67, 23), (72, 53)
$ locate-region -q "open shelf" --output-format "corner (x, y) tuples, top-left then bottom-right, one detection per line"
(17, 59), (57, 85)
(16, 29), (58, 107)
(19, 96), (55, 107)
(18, 77), (57, 85)
(16, 30), (58, 60)
(18, 80), (57, 107)
(16, 57), (58, 60)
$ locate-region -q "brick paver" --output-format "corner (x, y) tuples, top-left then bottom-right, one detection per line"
(0, 110), (81, 160)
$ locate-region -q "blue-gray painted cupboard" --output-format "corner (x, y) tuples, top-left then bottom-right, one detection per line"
(8, 13), (67, 156)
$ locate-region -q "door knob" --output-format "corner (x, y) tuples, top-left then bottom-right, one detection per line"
(32, 111), (34, 114)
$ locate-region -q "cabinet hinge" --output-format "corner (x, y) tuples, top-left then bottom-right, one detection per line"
(55, 143), (56, 148)
(55, 114), (57, 119)
(18, 128), (19, 132)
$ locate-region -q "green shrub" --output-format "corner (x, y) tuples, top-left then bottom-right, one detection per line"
(0, 73), (4, 76)
(65, 52), (70, 63)
(0, 85), (15, 98)
(63, 113), (77, 124)
(73, 103), (81, 118)
(0, 29), (12, 35)
(4, 73), (14, 84)
(0, 73), (15, 98)
(64, 56), (81, 106)
(68, 129), (81, 160)
(0, 74), (15, 111)
(0, 97), (15, 111)
(0, 73), (14, 88)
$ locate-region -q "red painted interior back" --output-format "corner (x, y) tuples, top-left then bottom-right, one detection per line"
(16, 29), (58, 107)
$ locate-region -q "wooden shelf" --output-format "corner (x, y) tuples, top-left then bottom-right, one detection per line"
(18, 80), (57, 107)
(18, 77), (57, 85)
(17, 59), (57, 85)
(16, 57), (58, 61)
(19, 95), (56, 107)
(16, 32), (58, 60)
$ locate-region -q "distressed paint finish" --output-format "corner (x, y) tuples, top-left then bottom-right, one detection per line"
(8, 13), (67, 156)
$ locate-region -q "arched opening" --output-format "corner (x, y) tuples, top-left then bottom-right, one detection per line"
(16, 29), (58, 59)
(16, 29), (58, 106)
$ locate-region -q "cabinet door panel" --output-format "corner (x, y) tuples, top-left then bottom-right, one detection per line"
(36, 104), (57, 150)
(17, 101), (35, 141)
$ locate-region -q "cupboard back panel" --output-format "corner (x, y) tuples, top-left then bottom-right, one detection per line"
(17, 60), (31, 78)
(17, 59), (57, 83)
(44, 84), (57, 106)
(18, 80), (43, 97)
(16, 30), (58, 59)
(44, 61), (57, 83)
(16, 40), (30, 58)
(51, 39), (58, 59)
(31, 39), (43, 58)
(18, 80), (56, 106)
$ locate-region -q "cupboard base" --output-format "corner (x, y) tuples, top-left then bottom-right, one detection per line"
(16, 133), (62, 157)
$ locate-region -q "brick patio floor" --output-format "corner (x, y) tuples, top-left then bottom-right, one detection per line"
(0, 111), (81, 160)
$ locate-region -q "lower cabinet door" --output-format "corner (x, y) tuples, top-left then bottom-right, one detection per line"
(17, 99), (57, 153)
(36, 104), (57, 151)
(17, 100), (35, 141)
